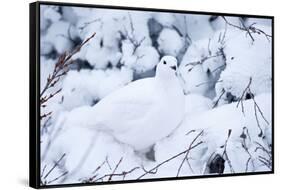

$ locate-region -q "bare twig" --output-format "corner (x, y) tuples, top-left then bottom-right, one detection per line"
(105, 156), (112, 170)
(248, 88), (270, 125)
(43, 153), (66, 179)
(185, 129), (196, 136)
(240, 127), (254, 172)
(236, 77), (252, 115)
(41, 116), (52, 134)
(137, 138), (203, 179)
(40, 32), (96, 106)
(213, 88), (225, 108)
(141, 165), (158, 175)
(122, 13), (146, 54)
(40, 111), (52, 120)
(221, 129), (235, 173)
(92, 157), (109, 175)
(91, 157), (140, 182)
(177, 130), (204, 176)
(94, 167), (140, 182)
(78, 18), (102, 31)
(236, 77), (269, 137)
(254, 141), (271, 156)
(41, 89), (62, 105)
(254, 141), (272, 169)
(221, 16), (271, 42)
(258, 156), (272, 169)
(185, 53), (223, 67)
(219, 21), (228, 45)
(41, 165), (47, 178)
(108, 157), (123, 181)
(80, 156), (112, 183)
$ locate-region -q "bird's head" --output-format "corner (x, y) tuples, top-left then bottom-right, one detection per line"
(156, 56), (178, 79)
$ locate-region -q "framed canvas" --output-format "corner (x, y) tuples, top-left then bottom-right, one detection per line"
(29, 1), (274, 188)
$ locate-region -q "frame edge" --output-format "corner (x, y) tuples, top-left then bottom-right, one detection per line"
(29, 1), (40, 189)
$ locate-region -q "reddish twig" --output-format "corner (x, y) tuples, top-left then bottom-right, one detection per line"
(40, 111), (52, 120)
(108, 157), (123, 181)
(40, 32), (96, 108)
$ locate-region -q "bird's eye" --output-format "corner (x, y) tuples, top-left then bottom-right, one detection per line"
(163, 61), (167, 65)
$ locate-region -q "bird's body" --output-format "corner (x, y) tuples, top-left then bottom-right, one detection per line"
(63, 56), (185, 151)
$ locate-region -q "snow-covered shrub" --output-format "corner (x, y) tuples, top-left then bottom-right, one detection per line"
(157, 28), (184, 57)
(215, 25), (272, 106)
(179, 32), (225, 97)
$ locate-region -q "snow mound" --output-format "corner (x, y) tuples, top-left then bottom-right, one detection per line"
(215, 25), (272, 104)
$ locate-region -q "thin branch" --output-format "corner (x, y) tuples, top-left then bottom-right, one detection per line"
(221, 129), (235, 173)
(141, 165), (158, 175)
(249, 88), (270, 125)
(185, 54), (223, 67)
(254, 141), (272, 170)
(177, 130), (204, 176)
(213, 88), (225, 108)
(43, 153), (66, 179)
(137, 139), (203, 179)
(221, 16), (271, 42)
(41, 88), (62, 105)
(240, 127), (254, 172)
(108, 157), (123, 181)
(78, 18), (102, 31)
(121, 13), (146, 54)
(94, 167), (140, 182)
(236, 77), (252, 115)
(40, 32), (96, 103)
(258, 156), (272, 169)
(254, 141), (271, 156)
(40, 111), (52, 120)
(41, 165), (47, 178)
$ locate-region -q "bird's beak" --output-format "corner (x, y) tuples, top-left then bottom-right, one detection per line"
(170, 66), (177, 71)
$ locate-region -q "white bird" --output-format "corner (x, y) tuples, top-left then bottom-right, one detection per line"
(61, 56), (185, 155)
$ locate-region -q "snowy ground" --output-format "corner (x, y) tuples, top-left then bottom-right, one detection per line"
(39, 4), (272, 185)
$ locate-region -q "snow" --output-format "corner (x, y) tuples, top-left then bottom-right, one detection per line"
(120, 40), (160, 73)
(184, 94), (212, 115)
(39, 4), (272, 185)
(157, 28), (184, 57)
(179, 33), (225, 97)
(215, 26), (272, 103)
(154, 93), (271, 175)
(44, 21), (74, 54)
(59, 67), (133, 111)
(182, 15), (215, 40)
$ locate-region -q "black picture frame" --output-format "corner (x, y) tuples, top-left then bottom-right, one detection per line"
(30, 1), (274, 188)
